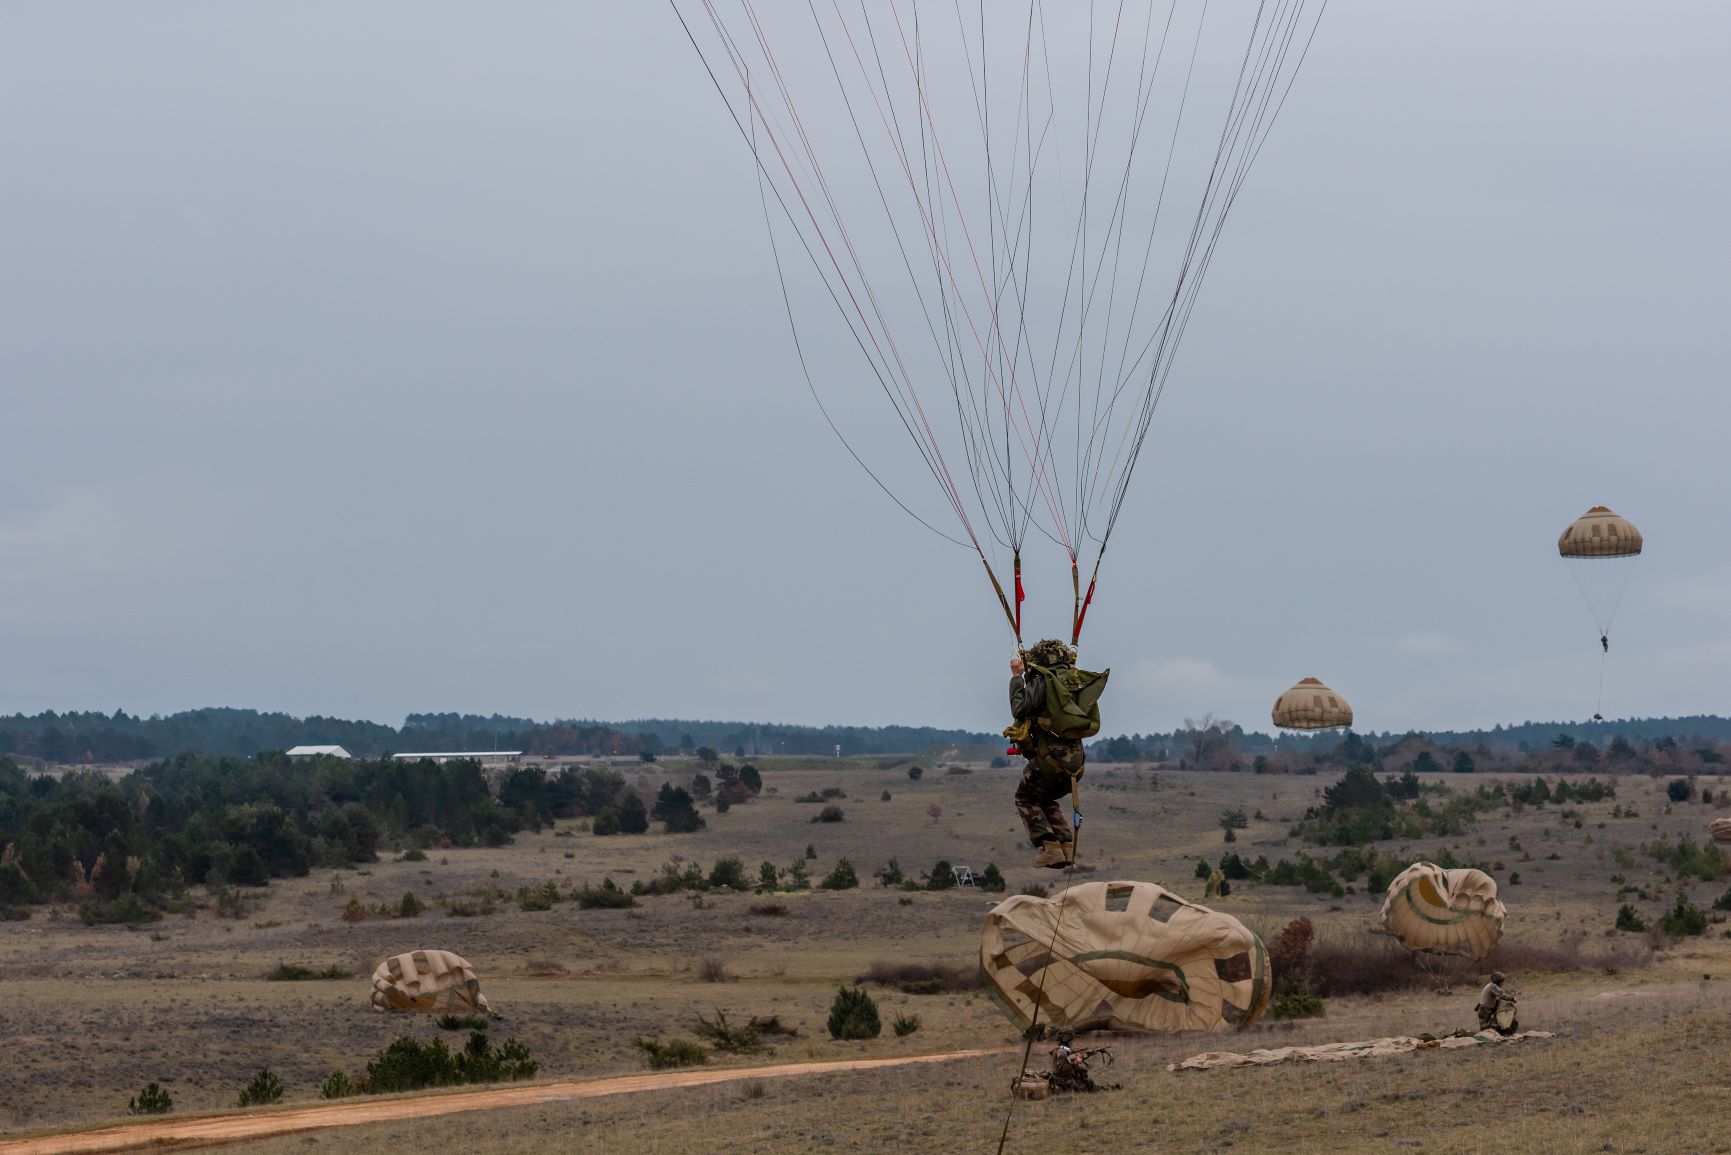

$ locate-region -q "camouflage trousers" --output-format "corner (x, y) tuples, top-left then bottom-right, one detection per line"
(1014, 741), (1084, 847)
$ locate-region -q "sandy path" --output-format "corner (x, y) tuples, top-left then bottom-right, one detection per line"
(0, 1048), (1010, 1155)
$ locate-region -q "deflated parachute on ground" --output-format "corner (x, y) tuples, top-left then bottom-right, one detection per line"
(1379, 863), (1505, 961)
(370, 949), (493, 1015)
(1711, 818), (1731, 845)
(981, 881), (1269, 1034)
(1271, 677), (1353, 731)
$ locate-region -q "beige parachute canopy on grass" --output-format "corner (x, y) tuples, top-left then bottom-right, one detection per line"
(1711, 818), (1731, 846)
(981, 881), (1270, 1035)
(1557, 506), (1643, 558)
(1271, 677), (1353, 731)
(370, 949), (493, 1015)
(1169, 1030), (1555, 1071)
(1379, 863), (1505, 961)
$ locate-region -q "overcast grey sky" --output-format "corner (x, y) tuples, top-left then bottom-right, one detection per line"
(1, 3), (1727, 737)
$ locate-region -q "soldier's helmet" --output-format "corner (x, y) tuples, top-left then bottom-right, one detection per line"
(1027, 639), (1077, 669)
(1055, 1028), (1075, 1044)
(1490, 971), (1505, 985)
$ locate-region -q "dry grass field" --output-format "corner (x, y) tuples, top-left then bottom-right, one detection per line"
(3, 759), (1729, 1154)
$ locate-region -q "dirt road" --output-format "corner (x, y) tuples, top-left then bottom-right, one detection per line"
(0, 1048), (1010, 1155)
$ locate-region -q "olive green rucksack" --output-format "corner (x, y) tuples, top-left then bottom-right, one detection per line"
(1028, 661), (1110, 741)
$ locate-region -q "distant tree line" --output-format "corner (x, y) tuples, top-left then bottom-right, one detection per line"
(1091, 720), (1731, 778)
(0, 753), (664, 921)
(3, 704), (1729, 767)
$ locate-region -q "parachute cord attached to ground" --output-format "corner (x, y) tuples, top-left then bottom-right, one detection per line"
(994, 779), (1085, 1155)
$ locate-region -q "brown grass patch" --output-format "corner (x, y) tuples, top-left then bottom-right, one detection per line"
(855, 960), (982, 994)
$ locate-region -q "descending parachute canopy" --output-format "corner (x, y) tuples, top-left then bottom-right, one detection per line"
(672, 1), (1327, 643)
(1557, 505), (1643, 717)
(370, 950), (493, 1015)
(1558, 505), (1642, 639)
(1271, 676), (1353, 731)
(1557, 506), (1644, 559)
(1378, 863), (1505, 962)
(1710, 818), (1731, 846)
(981, 880), (1270, 1034)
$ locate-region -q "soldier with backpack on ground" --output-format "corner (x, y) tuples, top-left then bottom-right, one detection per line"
(1006, 639), (1109, 869)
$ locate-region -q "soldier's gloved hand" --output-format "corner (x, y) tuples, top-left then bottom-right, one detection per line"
(1010, 656), (1025, 676)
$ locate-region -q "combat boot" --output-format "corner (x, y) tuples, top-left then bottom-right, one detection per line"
(1032, 840), (1072, 869)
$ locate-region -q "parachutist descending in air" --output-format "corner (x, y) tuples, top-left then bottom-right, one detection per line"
(1005, 640), (1108, 869)
(1602, 634), (1609, 653)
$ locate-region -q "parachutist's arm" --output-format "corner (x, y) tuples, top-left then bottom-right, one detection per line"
(1010, 673), (1045, 720)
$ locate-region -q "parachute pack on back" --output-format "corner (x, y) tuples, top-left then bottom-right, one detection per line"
(1030, 662), (1110, 740)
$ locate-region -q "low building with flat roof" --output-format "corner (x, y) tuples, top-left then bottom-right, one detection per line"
(286, 745), (352, 759)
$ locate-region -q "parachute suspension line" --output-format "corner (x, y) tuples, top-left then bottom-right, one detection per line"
(746, 65), (971, 551)
(706, 1), (993, 558)
(1596, 649), (1609, 722)
(1092, 0), (1326, 554)
(982, 555), (1021, 642)
(680, 0), (972, 537)
(1072, 555), (1101, 648)
(819, 2), (1017, 551)
(797, 0), (1076, 554)
(993, 780), (1086, 1155)
(876, 3), (1078, 556)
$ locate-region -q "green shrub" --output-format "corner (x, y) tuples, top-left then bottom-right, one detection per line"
(401, 848), (427, 862)
(1713, 887), (1731, 913)
(979, 864), (1006, 893)
(693, 1009), (765, 1054)
(1615, 904), (1646, 932)
(366, 1037), (461, 1092)
(924, 860), (956, 890)
(592, 808), (621, 836)
(891, 1012), (921, 1037)
(1269, 990), (1325, 1020)
(811, 805), (846, 824)
(236, 1067), (284, 1107)
(517, 881), (559, 911)
(319, 1070), (358, 1099)
(708, 858), (750, 890)
(636, 1037), (708, 1069)
(436, 1014), (491, 1031)
(266, 962), (348, 981)
(397, 891), (425, 918)
(1194, 858), (1213, 880)
(820, 859), (859, 890)
(1659, 896), (1709, 937)
(128, 1082), (173, 1115)
(575, 878), (636, 909)
(827, 986), (881, 1040)
(875, 858), (904, 887)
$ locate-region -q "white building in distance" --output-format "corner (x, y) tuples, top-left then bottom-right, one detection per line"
(286, 745), (352, 759)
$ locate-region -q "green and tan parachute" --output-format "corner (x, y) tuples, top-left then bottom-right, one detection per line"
(1711, 818), (1731, 846)
(1378, 863), (1505, 961)
(370, 949), (493, 1015)
(1271, 677), (1354, 731)
(981, 881), (1269, 1034)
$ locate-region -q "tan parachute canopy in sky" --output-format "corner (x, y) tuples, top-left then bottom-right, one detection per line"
(1271, 677), (1353, 731)
(980, 881), (1270, 1034)
(1379, 863), (1506, 961)
(370, 949), (493, 1014)
(1557, 506), (1644, 558)
(1711, 818), (1731, 845)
